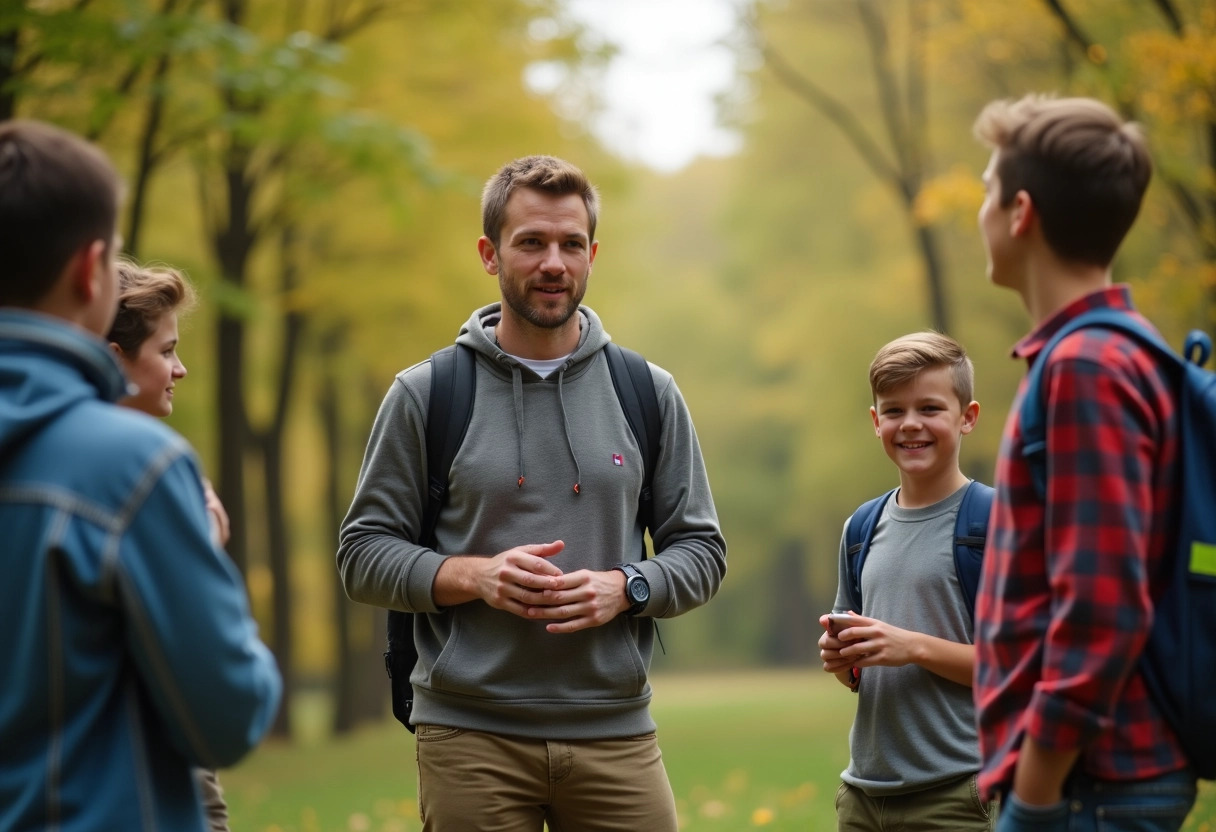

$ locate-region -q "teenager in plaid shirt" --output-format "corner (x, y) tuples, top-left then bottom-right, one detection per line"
(972, 95), (1197, 831)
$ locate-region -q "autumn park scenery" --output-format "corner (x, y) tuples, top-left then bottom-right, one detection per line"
(5, 1), (1216, 829)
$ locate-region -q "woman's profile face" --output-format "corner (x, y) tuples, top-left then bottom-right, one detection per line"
(117, 312), (187, 417)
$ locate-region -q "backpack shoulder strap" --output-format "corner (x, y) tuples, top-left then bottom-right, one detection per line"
(385, 344), (477, 733)
(421, 343), (477, 547)
(604, 342), (662, 536)
(843, 489), (897, 614)
(953, 480), (993, 620)
(1020, 309), (1174, 500)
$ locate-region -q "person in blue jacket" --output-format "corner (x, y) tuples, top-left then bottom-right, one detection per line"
(0, 119), (282, 831)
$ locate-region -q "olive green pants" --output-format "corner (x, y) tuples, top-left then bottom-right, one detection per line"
(835, 773), (997, 831)
(415, 724), (678, 832)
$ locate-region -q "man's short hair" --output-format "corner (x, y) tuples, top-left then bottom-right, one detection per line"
(973, 95), (1151, 267)
(0, 120), (123, 306)
(481, 155), (599, 247)
(869, 331), (975, 408)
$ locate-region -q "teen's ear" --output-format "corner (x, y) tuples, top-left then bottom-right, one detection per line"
(870, 405), (881, 437)
(1010, 190), (1035, 238)
(960, 400), (980, 434)
(108, 341), (124, 360)
(477, 236), (499, 276)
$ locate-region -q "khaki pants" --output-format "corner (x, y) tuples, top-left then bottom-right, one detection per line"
(194, 768), (230, 832)
(835, 773), (997, 831)
(415, 724), (678, 832)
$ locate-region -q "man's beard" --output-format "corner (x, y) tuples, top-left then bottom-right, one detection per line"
(499, 271), (587, 330)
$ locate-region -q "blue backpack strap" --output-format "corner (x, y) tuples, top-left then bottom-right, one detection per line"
(953, 481), (993, 621)
(1019, 309), (1172, 500)
(843, 489), (897, 614)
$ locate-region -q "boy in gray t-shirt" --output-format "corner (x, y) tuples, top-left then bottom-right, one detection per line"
(819, 331), (998, 831)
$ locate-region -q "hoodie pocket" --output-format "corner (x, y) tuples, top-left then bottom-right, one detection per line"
(428, 604), (650, 703)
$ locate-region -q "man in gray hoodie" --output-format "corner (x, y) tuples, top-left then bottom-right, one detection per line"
(338, 155), (726, 831)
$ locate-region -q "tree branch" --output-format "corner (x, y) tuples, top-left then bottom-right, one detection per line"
(755, 28), (901, 188)
(1040, 0), (1096, 53)
(856, 0), (916, 192)
(1149, 0), (1184, 35)
(905, 0), (929, 178)
(324, 0), (394, 43)
(12, 0), (97, 80)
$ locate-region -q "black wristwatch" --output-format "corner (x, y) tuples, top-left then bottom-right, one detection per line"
(613, 563), (650, 615)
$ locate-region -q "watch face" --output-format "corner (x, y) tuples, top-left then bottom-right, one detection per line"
(628, 576), (650, 604)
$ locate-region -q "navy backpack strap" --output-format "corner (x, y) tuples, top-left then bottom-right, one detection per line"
(953, 481), (993, 620)
(1020, 309), (1171, 500)
(604, 343), (661, 538)
(843, 489), (896, 614)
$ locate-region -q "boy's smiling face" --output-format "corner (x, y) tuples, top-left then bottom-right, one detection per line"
(871, 365), (979, 487)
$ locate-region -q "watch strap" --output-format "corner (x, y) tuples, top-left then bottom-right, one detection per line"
(613, 563), (648, 615)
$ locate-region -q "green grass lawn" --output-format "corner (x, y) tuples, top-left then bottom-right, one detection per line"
(220, 669), (1216, 832)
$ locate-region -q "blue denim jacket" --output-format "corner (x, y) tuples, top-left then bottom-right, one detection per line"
(0, 310), (281, 832)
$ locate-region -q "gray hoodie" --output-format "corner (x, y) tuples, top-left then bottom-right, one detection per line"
(338, 303), (726, 739)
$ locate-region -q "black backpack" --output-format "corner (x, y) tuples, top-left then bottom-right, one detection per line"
(383, 342), (662, 732)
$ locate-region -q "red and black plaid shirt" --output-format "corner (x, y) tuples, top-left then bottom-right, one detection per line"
(975, 286), (1188, 798)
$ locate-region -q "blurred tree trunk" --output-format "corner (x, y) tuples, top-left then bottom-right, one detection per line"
(122, 31), (174, 259)
(326, 342), (392, 733)
(319, 326), (358, 734)
(203, 0), (398, 737)
(752, 0), (953, 334)
(254, 223), (306, 736)
(210, 129), (258, 579)
(763, 540), (818, 665)
(0, 29), (18, 120)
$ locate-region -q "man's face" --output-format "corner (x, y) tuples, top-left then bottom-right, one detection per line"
(978, 150), (1028, 293)
(482, 188), (597, 331)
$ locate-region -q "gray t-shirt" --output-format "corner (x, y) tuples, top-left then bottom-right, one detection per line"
(832, 484), (981, 796)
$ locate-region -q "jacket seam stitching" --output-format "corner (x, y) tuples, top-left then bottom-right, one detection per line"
(44, 509), (70, 832)
(111, 443), (219, 767)
(102, 441), (189, 592)
(0, 485), (123, 532)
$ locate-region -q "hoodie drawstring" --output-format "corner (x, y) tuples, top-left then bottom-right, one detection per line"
(556, 366), (581, 495)
(510, 364), (526, 488)
(504, 360), (582, 496)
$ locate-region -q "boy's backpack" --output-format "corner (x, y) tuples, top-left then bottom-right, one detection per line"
(1018, 308), (1216, 779)
(383, 342), (662, 732)
(843, 480), (993, 623)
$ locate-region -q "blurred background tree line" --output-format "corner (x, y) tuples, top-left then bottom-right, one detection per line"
(5, 0), (1213, 738)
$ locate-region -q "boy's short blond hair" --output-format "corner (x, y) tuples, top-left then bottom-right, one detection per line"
(869, 331), (974, 408)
